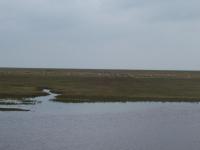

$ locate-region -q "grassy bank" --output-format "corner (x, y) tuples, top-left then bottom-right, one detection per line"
(1, 68), (200, 102)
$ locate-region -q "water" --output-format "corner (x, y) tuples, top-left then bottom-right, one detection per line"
(1, 91), (200, 150)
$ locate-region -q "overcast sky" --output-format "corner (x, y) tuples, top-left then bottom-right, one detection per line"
(0, 0), (200, 70)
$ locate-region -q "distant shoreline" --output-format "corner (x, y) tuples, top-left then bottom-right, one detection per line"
(1, 68), (200, 102)
(0, 67), (200, 72)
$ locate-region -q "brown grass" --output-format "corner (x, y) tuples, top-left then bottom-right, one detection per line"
(1, 68), (200, 102)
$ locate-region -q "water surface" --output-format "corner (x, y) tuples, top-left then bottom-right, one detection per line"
(0, 91), (200, 150)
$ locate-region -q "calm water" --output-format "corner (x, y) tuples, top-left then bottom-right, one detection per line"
(1, 91), (200, 150)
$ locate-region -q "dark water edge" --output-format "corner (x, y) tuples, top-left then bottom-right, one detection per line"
(0, 108), (30, 111)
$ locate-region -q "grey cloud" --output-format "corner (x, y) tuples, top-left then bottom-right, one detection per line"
(150, 1), (200, 22)
(0, 0), (200, 70)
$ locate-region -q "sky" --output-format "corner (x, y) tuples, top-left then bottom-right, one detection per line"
(0, 0), (200, 70)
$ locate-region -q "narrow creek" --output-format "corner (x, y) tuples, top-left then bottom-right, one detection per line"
(0, 89), (58, 111)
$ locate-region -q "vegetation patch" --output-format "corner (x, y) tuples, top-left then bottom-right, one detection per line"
(1, 68), (200, 102)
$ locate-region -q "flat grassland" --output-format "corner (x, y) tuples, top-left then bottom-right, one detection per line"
(1, 68), (200, 102)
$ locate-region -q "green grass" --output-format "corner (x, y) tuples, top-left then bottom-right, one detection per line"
(1, 68), (200, 102)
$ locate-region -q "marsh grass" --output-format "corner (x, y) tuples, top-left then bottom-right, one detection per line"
(1, 68), (200, 102)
